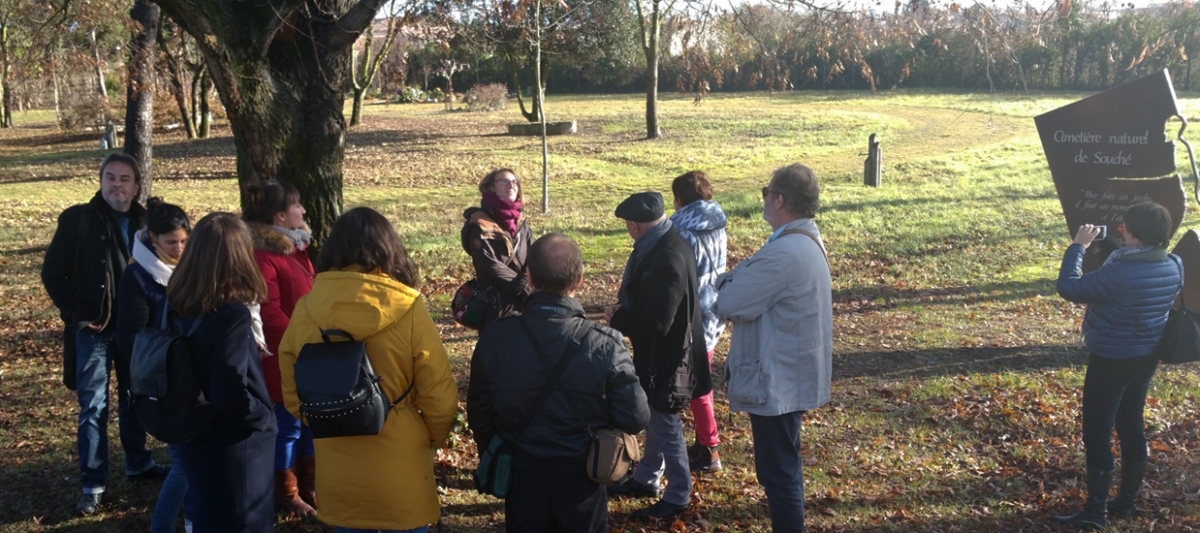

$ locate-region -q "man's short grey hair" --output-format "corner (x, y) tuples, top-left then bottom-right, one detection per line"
(771, 163), (819, 218)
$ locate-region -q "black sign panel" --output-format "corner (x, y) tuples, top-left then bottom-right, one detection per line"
(1035, 70), (1188, 273)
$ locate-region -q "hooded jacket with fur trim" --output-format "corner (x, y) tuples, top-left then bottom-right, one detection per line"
(249, 221), (314, 403)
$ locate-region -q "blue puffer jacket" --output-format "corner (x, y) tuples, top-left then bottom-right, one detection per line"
(1057, 243), (1182, 359)
(670, 199), (728, 352)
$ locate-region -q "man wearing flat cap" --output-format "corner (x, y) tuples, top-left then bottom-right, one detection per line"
(604, 191), (711, 519)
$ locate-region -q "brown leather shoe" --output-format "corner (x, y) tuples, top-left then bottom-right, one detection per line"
(274, 468), (316, 517)
(297, 455), (317, 509)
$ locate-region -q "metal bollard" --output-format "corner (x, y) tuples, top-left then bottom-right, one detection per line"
(864, 133), (882, 187)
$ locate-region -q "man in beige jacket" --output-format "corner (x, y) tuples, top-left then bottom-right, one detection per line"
(714, 163), (832, 533)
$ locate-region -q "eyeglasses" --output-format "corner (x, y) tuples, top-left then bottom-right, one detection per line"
(761, 187), (782, 200)
(495, 178), (519, 188)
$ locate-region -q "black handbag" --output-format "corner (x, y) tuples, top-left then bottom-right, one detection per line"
(294, 329), (414, 439)
(474, 319), (586, 498)
(1153, 256), (1200, 365)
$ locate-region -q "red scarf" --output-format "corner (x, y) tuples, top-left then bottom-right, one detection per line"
(482, 192), (522, 236)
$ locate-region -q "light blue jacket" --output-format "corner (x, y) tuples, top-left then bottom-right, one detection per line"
(671, 200), (728, 352)
(715, 218), (832, 416)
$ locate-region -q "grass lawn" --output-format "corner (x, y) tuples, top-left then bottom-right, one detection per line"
(1, 91), (1198, 532)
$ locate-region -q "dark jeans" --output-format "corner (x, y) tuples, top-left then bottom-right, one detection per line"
(750, 411), (805, 533)
(76, 329), (153, 492)
(1082, 353), (1159, 471)
(505, 454), (607, 533)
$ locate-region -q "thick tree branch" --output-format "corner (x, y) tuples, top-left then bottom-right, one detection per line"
(326, 0), (388, 50)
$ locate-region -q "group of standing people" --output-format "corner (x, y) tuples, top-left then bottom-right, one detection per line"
(41, 154), (834, 532)
(42, 154), (458, 532)
(48, 152), (1178, 533)
(466, 165), (833, 532)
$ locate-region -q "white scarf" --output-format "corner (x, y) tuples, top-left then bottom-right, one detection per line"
(271, 225), (312, 251)
(132, 230), (175, 286)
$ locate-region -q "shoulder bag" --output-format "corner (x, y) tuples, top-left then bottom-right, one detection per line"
(1152, 257), (1200, 365)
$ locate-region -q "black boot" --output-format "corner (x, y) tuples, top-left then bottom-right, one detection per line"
(1107, 460), (1147, 520)
(1054, 467), (1113, 530)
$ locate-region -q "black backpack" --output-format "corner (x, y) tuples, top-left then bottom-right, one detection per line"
(129, 308), (216, 443)
(294, 329), (415, 439)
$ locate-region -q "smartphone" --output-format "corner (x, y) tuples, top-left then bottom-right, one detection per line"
(1096, 225), (1107, 240)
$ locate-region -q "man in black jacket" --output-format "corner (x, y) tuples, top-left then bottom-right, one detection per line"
(469, 233), (649, 532)
(41, 154), (165, 516)
(604, 191), (712, 519)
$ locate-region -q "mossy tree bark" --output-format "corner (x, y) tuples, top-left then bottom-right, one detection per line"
(124, 0), (159, 199)
(150, 0), (386, 243)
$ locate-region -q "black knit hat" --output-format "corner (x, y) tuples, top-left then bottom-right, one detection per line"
(615, 192), (665, 222)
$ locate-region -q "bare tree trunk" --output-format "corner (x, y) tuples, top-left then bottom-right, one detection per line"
(90, 28), (108, 99)
(0, 20), (11, 128)
(644, 53), (658, 138)
(506, 54), (539, 123)
(124, 0), (160, 199)
(535, 0), (549, 212)
(638, 0), (663, 139)
(190, 65), (202, 128)
(160, 26), (197, 138)
(198, 70), (211, 138)
(53, 67), (62, 127)
(351, 87), (365, 125)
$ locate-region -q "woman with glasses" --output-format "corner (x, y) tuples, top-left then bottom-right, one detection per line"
(460, 168), (532, 331)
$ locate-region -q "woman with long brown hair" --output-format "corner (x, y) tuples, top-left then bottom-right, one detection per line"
(278, 207), (457, 533)
(166, 212), (274, 533)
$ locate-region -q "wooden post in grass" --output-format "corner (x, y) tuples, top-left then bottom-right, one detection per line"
(864, 133), (882, 187)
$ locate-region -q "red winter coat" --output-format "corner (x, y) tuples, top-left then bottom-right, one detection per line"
(250, 221), (315, 403)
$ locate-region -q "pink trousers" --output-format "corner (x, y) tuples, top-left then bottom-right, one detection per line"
(689, 350), (720, 447)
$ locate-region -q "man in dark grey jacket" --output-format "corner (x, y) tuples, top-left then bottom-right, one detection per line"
(469, 233), (649, 532)
(41, 154), (165, 516)
(605, 191), (711, 520)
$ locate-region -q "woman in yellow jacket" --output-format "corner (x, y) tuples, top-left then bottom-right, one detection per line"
(278, 207), (458, 533)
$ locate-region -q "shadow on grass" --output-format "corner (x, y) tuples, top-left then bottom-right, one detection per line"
(833, 279), (1056, 310)
(834, 344), (1080, 381)
(0, 132), (97, 149)
(722, 190), (1057, 221)
(0, 450), (160, 530)
(0, 174), (79, 185)
(152, 135), (236, 160)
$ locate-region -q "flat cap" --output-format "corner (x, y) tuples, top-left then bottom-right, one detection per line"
(615, 192), (665, 222)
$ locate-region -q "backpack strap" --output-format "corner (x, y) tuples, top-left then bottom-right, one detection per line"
(511, 318), (589, 438)
(1169, 254), (1187, 310)
(776, 228), (829, 268)
(155, 301), (202, 337)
